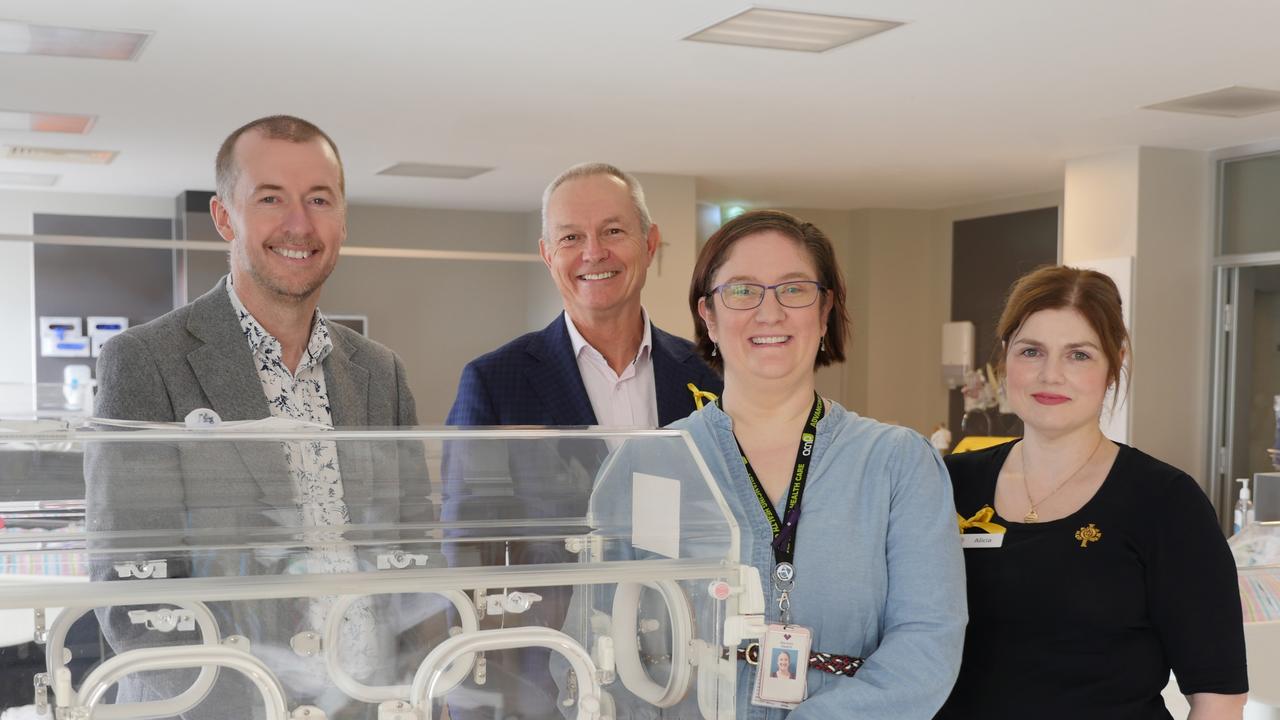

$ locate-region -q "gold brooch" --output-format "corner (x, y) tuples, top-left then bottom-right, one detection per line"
(1075, 523), (1102, 548)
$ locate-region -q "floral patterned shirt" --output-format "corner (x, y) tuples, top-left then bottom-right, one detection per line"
(226, 274), (378, 680)
(227, 273), (344, 526)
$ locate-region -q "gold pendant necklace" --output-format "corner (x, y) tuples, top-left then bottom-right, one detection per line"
(1020, 434), (1105, 523)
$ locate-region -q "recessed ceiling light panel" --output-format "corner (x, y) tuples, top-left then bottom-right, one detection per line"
(0, 171), (58, 187)
(4, 145), (117, 164)
(685, 7), (902, 53)
(377, 162), (494, 180)
(0, 19), (151, 60)
(1144, 86), (1280, 118)
(0, 109), (95, 133)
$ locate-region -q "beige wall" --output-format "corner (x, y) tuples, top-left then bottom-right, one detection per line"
(636, 173), (699, 340)
(1132, 148), (1212, 480)
(774, 208), (866, 413)
(0, 159), (1218, 477)
(1062, 147), (1213, 482)
(524, 211), (564, 332)
(522, 172), (704, 342)
(860, 209), (950, 433)
(184, 202), (551, 424)
(775, 192), (1065, 436)
(773, 207), (949, 434)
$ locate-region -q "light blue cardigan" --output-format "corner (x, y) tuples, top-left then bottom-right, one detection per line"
(670, 401), (967, 720)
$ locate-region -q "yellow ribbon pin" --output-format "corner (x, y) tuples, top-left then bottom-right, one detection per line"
(957, 506), (1006, 534)
(688, 383), (719, 410)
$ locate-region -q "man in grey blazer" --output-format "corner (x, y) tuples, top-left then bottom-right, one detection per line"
(96, 114), (415, 427)
(89, 115), (430, 719)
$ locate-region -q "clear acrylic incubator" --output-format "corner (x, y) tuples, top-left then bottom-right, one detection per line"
(0, 423), (766, 719)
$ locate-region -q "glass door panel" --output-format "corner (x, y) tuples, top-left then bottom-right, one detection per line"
(1217, 264), (1280, 526)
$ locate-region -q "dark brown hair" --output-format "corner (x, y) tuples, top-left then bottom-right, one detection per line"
(995, 265), (1129, 391)
(214, 115), (344, 201)
(689, 210), (850, 371)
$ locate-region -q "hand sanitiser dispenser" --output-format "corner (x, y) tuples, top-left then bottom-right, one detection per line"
(1233, 478), (1255, 535)
(62, 364), (93, 411)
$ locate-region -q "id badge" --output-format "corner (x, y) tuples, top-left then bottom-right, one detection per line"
(751, 623), (812, 709)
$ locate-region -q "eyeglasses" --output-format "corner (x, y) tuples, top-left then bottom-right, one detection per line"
(707, 280), (826, 310)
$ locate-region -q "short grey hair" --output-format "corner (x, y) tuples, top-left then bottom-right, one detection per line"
(540, 162), (652, 243)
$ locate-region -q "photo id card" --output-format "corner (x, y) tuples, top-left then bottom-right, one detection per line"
(751, 623), (812, 709)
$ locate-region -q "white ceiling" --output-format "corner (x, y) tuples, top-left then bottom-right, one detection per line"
(4, 0), (1280, 212)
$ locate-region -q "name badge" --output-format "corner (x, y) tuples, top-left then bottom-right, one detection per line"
(961, 533), (1004, 549)
(751, 623), (812, 709)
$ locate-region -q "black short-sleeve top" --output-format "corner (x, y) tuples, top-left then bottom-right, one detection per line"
(937, 440), (1248, 720)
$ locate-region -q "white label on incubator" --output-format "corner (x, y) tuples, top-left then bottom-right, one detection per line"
(632, 472), (680, 559)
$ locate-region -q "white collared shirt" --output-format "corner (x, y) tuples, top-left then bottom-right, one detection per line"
(564, 309), (659, 428)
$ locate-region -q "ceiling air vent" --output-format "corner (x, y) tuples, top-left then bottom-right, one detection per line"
(1144, 86), (1280, 118)
(377, 162), (494, 180)
(0, 19), (151, 60)
(0, 171), (58, 186)
(0, 109), (95, 134)
(4, 145), (117, 164)
(685, 7), (902, 53)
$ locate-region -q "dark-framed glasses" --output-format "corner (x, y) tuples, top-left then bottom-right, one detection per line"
(708, 280), (825, 310)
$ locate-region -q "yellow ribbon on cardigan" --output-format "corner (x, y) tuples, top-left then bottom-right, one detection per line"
(688, 383), (720, 411)
(957, 506), (1006, 534)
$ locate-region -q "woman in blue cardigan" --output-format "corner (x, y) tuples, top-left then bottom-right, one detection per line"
(672, 210), (966, 719)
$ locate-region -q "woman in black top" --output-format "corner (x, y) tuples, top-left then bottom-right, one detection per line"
(938, 266), (1247, 720)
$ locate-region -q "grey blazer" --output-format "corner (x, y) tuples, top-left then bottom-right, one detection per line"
(87, 278), (434, 718)
(95, 276), (416, 427)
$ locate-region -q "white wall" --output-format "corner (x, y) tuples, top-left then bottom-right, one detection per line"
(0, 189), (173, 235)
(1063, 149), (1141, 262)
(0, 242), (34, 387)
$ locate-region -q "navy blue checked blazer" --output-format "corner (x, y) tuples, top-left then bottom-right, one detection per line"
(445, 311), (722, 427)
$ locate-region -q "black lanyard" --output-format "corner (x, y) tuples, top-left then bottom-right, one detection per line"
(718, 392), (824, 566)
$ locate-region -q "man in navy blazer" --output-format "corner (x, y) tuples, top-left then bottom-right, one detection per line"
(446, 163), (720, 428)
(445, 310), (720, 427)
(443, 163), (720, 718)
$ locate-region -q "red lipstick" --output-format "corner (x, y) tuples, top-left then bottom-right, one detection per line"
(1032, 393), (1070, 405)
